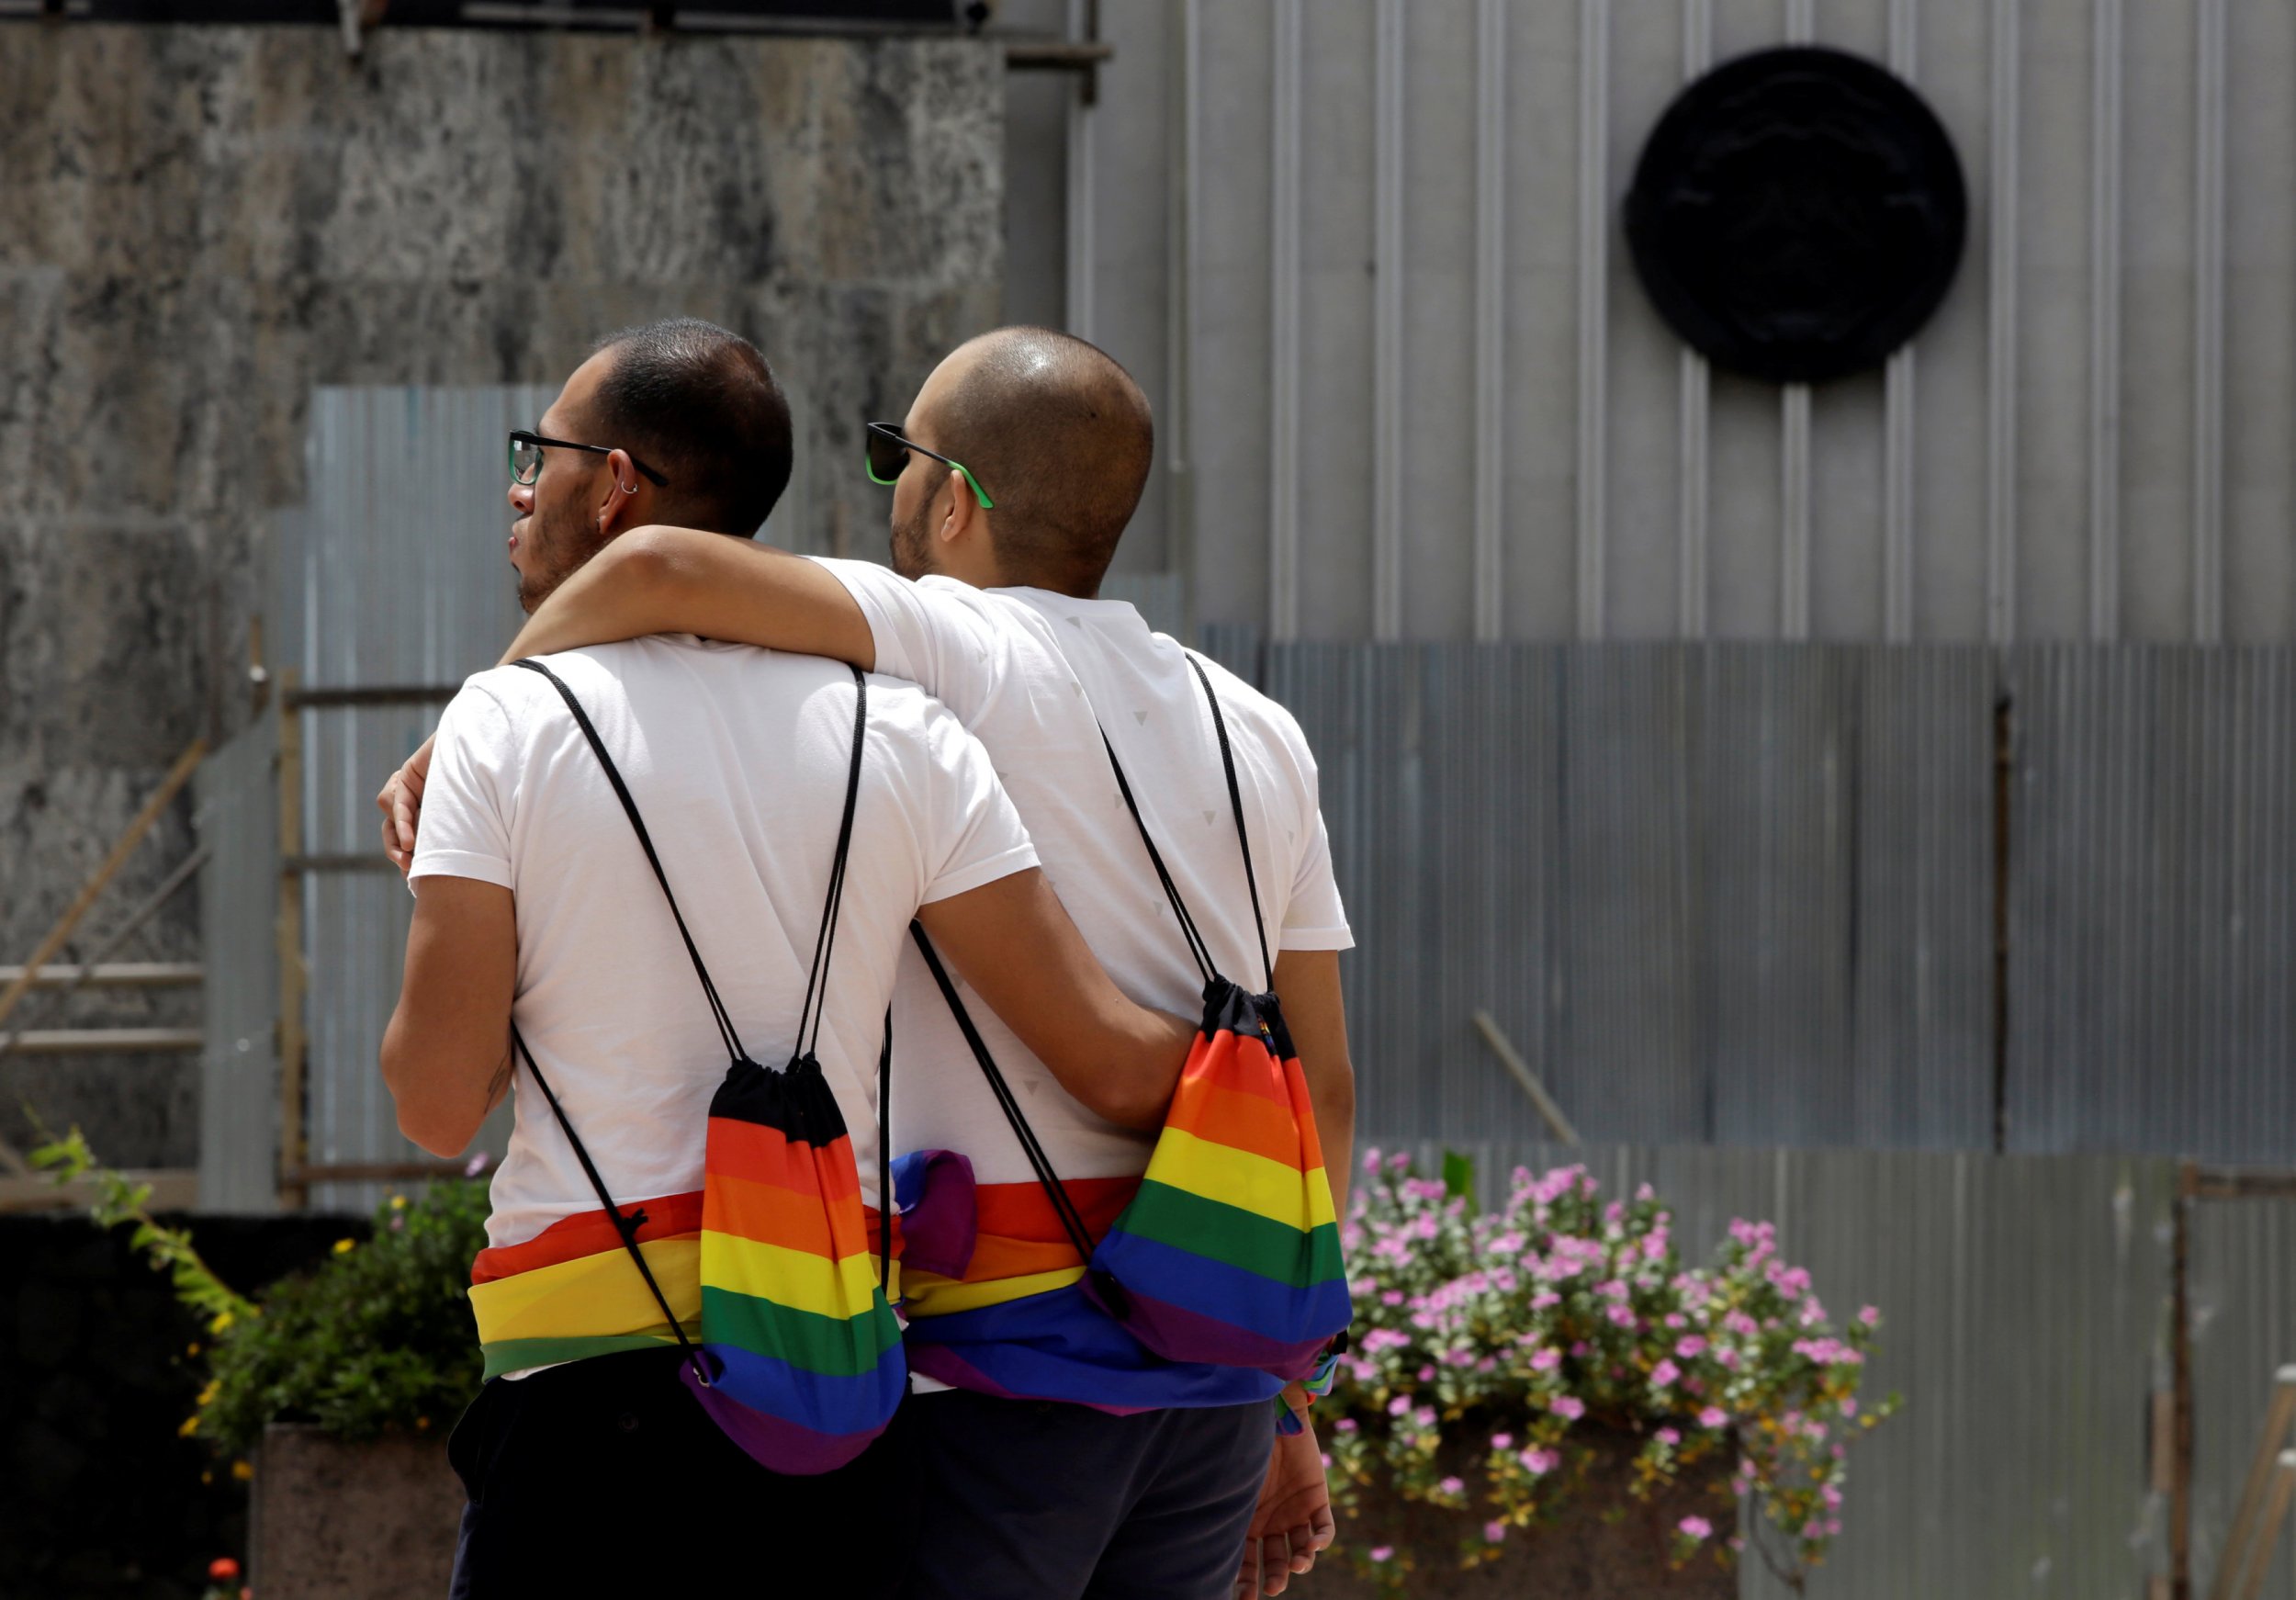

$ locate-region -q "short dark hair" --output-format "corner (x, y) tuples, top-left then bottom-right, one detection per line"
(586, 319), (793, 538)
(934, 328), (1154, 594)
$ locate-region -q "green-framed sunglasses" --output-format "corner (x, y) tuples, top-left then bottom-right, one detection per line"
(863, 422), (994, 510)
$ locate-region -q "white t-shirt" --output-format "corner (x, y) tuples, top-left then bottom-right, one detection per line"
(409, 636), (1039, 1258)
(813, 561), (1354, 1195)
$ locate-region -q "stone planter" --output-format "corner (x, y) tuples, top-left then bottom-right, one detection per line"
(1315, 1428), (1738, 1599)
(250, 1424), (464, 1600)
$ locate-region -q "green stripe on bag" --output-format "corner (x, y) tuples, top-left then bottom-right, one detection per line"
(699, 1286), (902, 1376)
(1119, 1181), (1346, 1287)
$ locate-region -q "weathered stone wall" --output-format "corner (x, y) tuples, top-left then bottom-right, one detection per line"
(0, 24), (1003, 1164)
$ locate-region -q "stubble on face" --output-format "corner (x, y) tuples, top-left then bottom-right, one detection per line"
(888, 487), (935, 581)
(514, 490), (611, 614)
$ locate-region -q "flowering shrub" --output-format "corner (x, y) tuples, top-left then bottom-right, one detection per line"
(1324, 1151), (1896, 1594)
(193, 1177), (490, 1456)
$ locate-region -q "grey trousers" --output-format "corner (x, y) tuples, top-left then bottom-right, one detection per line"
(902, 1389), (1272, 1600)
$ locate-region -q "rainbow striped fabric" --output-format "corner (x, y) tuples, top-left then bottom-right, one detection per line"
(678, 1054), (906, 1475)
(469, 1191), (704, 1379)
(900, 1173), (1285, 1411)
(1083, 977), (1351, 1380)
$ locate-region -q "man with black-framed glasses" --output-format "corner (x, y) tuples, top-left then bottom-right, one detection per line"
(497, 338), (750, 614)
(384, 318), (1204, 1597)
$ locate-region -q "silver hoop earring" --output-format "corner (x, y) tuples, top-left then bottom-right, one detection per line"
(620, 481), (636, 494)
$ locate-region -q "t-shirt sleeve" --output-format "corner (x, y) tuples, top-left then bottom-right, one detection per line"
(910, 696), (1040, 905)
(1277, 739), (1354, 952)
(407, 682), (518, 895)
(810, 558), (1007, 722)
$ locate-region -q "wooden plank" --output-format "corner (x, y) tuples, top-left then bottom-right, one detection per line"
(282, 682), (459, 710)
(0, 963), (203, 989)
(285, 1160), (474, 1185)
(0, 1168), (199, 1215)
(277, 671), (308, 1211)
(0, 739), (207, 1039)
(2, 1028), (204, 1055)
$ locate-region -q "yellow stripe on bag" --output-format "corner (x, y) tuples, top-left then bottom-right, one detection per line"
(469, 1238), (701, 1346)
(701, 1233), (884, 1322)
(1141, 1129), (1337, 1232)
(899, 1265), (1088, 1319)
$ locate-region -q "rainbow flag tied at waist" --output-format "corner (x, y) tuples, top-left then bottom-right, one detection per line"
(497, 658), (902, 1475)
(910, 653), (1351, 1385)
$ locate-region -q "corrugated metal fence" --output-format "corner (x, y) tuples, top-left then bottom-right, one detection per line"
(191, 390), (2296, 1596)
(273, 388), (555, 1212)
(1202, 632), (2296, 1170)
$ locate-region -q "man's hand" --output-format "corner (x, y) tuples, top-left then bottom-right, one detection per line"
(377, 733), (437, 875)
(1234, 1414), (1336, 1598)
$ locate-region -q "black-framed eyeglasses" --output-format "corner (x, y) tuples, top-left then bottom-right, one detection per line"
(508, 430), (669, 489)
(863, 422), (994, 510)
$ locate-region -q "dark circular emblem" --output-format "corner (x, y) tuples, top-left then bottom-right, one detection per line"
(1625, 47), (1967, 384)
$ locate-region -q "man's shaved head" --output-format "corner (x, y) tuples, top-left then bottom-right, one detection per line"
(911, 328), (1154, 595)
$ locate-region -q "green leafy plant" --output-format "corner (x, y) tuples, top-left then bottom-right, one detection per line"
(1326, 1151), (1899, 1595)
(28, 1126), (255, 1329)
(194, 1178), (490, 1456)
(31, 1121), (490, 1458)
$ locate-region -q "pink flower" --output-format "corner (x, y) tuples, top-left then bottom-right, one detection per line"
(1388, 1396), (1411, 1416)
(1417, 1365), (1435, 1381)
(1369, 1546), (1394, 1562)
(1551, 1396), (1585, 1421)
(1490, 1432), (1514, 1450)
(1519, 1447), (1557, 1475)
(1679, 1515), (1712, 1541)
(1361, 1146), (1384, 1173)
(1675, 1335), (1707, 1358)
(1334, 1418), (1358, 1433)
(1380, 1291), (1403, 1307)
(1650, 1359), (1680, 1388)
(1656, 1427), (1680, 1447)
(1698, 1406), (1729, 1429)
(464, 1151), (491, 1177)
(1483, 1520), (1506, 1544)
(1859, 1305), (1881, 1326)
(1439, 1476), (1465, 1496)
(1529, 1347), (1561, 1373)
(1605, 1304), (1637, 1328)
(1840, 1398), (1859, 1418)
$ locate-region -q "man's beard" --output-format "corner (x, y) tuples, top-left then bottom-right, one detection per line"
(889, 497), (936, 580)
(515, 495), (611, 614)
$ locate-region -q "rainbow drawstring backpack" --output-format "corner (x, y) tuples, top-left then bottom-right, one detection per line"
(506, 658), (903, 1474)
(914, 654), (1351, 1382)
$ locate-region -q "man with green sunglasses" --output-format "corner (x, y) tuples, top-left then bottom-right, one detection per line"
(381, 326), (1358, 1600)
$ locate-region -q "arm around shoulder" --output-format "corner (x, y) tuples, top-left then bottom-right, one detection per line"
(501, 524), (876, 669)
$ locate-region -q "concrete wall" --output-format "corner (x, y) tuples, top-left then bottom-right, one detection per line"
(1012, 0), (2296, 647)
(0, 23), (1003, 1165)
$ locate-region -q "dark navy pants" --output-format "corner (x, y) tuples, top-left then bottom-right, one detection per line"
(901, 1389), (1272, 1600)
(445, 1346), (918, 1598)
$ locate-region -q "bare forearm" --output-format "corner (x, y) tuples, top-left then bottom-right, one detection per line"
(383, 877), (519, 1155)
(1310, 1062), (1355, 1219)
(501, 525), (874, 668)
(1272, 949), (1356, 1217)
(381, 1015), (508, 1156)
